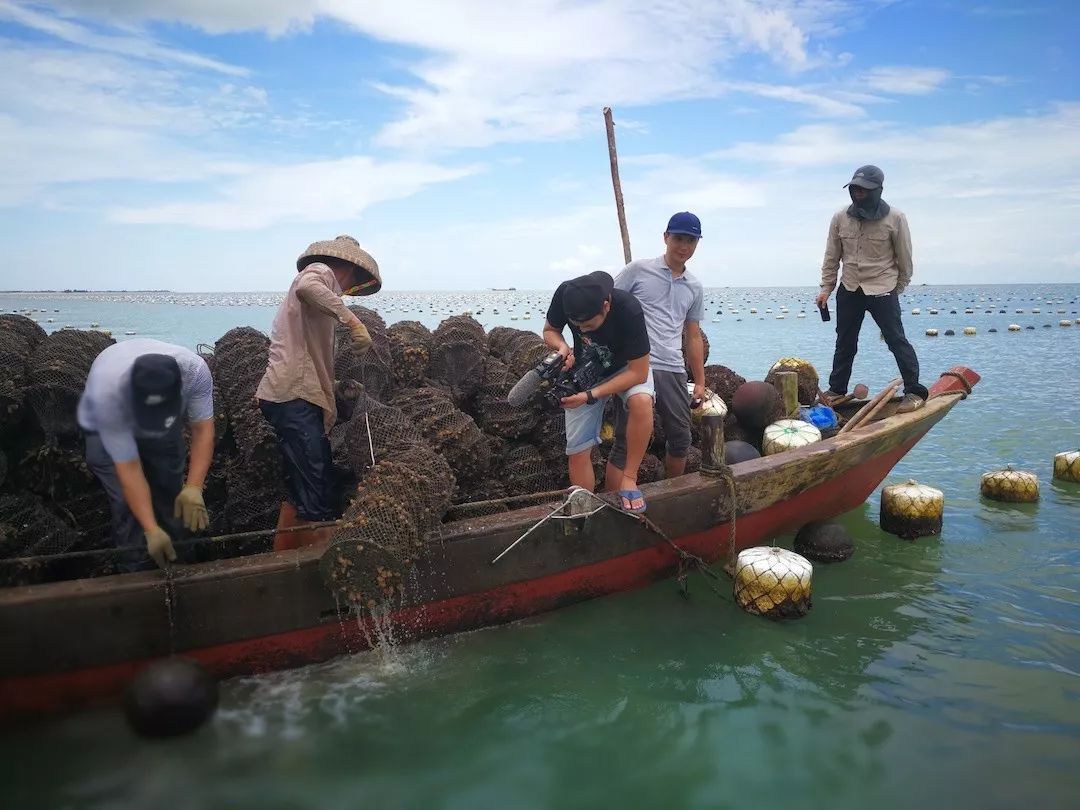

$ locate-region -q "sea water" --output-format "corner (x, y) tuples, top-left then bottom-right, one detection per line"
(1, 285), (1078, 809)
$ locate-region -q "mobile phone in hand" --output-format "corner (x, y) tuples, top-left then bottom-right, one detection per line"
(819, 302), (831, 322)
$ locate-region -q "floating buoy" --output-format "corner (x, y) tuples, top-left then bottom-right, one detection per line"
(733, 546), (813, 619)
(980, 468), (1039, 503)
(793, 521), (854, 562)
(1053, 450), (1080, 483)
(880, 479), (944, 539)
(725, 440), (761, 465)
(732, 381), (783, 430)
(963, 326), (976, 335)
(925, 328), (938, 336)
(1060, 320), (1072, 327)
(124, 657), (219, 738)
(764, 357), (820, 405)
(944, 329), (955, 336)
(911, 308), (921, 315)
(988, 327), (998, 333)
(762, 419), (822, 455)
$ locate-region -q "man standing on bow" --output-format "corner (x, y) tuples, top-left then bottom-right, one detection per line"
(614, 212), (706, 481)
(816, 165), (928, 412)
(257, 234), (381, 550)
(78, 341), (215, 571)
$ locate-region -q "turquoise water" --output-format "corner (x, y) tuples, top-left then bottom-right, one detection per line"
(2, 285), (1079, 809)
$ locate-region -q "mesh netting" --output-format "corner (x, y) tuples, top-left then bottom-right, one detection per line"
(26, 329), (115, 439)
(530, 411), (567, 462)
(340, 392), (418, 479)
(223, 459), (282, 533)
(684, 445), (702, 474)
(0, 329), (30, 435)
(428, 315), (489, 407)
(501, 442), (548, 497)
(391, 386), (491, 487)
(334, 305), (395, 404)
(492, 329), (550, 378)
(321, 443), (454, 606)
(764, 357), (821, 406)
(0, 314), (47, 348)
(469, 355), (541, 439)
(0, 492), (80, 559)
(386, 320), (433, 390)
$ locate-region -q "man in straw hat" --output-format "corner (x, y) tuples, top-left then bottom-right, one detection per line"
(78, 340), (215, 571)
(256, 234), (381, 549)
(816, 165), (928, 413)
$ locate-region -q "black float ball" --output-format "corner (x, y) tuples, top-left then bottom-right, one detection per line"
(725, 440), (761, 465)
(794, 521), (854, 562)
(731, 381), (782, 430)
(124, 657), (219, 738)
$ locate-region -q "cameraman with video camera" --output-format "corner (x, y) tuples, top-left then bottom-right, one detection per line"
(543, 271), (654, 513)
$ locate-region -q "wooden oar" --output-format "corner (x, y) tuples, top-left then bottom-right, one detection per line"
(838, 378), (901, 434)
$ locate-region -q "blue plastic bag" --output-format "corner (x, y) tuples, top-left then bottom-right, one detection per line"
(799, 404), (838, 430)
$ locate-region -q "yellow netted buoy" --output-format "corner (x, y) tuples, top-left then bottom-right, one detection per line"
(925, 328), (938, 336)
(980, 468), (1039, 503)
(1060, 320), (1072, 328)
(687, 384), (728, 424)
(599, 421), (615, 443)
(1053, 450), (1080, 483)
(963, 326), (976, 335)
(733, 546), (812, 619)
(880, 479), (944, 539)
(1008, 324), (1021, 332)
(762, 419), (821, 456)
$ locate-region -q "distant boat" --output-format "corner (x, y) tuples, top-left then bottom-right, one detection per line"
(490, 287), (517, 291)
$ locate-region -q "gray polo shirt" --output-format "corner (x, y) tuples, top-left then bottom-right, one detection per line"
(77, 339), (214, 463)
(614, 256), (704, 373)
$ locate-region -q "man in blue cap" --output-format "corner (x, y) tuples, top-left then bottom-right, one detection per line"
(816, 165), (927, 412)
(78, 340), (215, 571)
(614, 212), (706, 482)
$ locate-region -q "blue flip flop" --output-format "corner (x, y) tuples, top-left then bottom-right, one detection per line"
(617, 489), (647, 514)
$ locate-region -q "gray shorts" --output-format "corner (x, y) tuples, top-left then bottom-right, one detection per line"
(610, 369), (691, 469)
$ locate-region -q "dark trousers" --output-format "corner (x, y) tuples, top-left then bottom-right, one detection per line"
(259, 399), (335, 521)
(85, 431), (186, 573)
(829, 285), (928, 399)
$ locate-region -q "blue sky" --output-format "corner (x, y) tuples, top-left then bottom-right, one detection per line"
(1, 0), (1077, 291)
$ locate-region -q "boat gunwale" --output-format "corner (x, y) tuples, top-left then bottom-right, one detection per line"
(0, 392), (964, 609)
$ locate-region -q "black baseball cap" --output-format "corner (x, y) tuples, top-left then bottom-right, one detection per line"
(844, 165), (884, 190)
(131, 354), (183, 433)
(563, 271), (614, 321)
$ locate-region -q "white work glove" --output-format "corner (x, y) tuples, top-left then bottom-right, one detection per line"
(145, 526), (177, 569)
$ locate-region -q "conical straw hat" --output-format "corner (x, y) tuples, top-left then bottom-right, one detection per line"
(297, 234), (382, 295)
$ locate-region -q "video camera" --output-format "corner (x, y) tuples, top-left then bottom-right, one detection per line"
(507, 350), (605, 410)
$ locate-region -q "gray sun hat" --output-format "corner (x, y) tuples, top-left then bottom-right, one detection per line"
(844, 165), (884, 190)
(297, 234), (382, 296)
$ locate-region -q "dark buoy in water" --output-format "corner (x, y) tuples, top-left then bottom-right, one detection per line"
(725, 440), (761, 464)
(944, 329), (955, 336)
(794, 521), (854, 562)
(732, 381), (783, 430)
(124, 657), (218, 738)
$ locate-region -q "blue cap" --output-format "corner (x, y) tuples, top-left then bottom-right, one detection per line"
(666, 211), (702, 239)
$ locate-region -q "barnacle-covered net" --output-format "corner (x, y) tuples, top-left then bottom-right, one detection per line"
(335, 305), (395, 404)
(320, 443), (454, 607)
(428, 315), (489, 406)
(0, 492), (81, 561)
(26, 329), (115, 440)
(470, 355), (541, 439)
(386, 320), (432, 390)
(391, 386), (490, 488)
(0, 329), (31, 435)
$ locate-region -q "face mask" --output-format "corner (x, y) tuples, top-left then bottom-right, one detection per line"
(848, 187), (890, 220)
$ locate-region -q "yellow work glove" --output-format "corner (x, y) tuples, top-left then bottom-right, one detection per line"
(349, 320), (372, 355)
(174, 484), (209, 532)
(144, 526), (177, 569)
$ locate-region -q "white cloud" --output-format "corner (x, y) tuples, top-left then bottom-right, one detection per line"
(0, 0), (246, 74)
(37, 1), (861, 151)
(863, 66), (951, 95)
(109, 156), (481, 229)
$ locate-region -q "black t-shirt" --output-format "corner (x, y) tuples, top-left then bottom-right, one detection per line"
(545, 286), (650, 377)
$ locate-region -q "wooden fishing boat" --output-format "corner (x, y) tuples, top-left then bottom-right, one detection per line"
(0, 367), (978, 720)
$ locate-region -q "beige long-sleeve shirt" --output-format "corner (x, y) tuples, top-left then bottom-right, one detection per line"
(256, 263), (356, 431)
(820, 206), (913, 296)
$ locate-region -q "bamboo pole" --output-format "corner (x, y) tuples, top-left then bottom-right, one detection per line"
(603, 107), (632, 264)
(838, 378), (901, 434)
